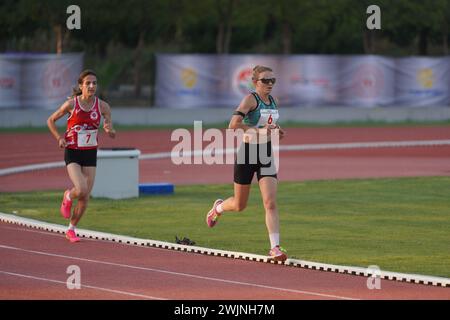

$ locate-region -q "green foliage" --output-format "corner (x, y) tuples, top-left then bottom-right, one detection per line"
(1, 0), (448, 55)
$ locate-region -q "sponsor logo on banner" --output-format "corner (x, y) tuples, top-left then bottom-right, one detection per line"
(289, 66), (330, 87)
(287, 64), (335, 103)
(0, 77), (15, 89)
(408, 68), (443, 97)
(233, 66), (255, 96)
(43, 61), (72, 98)
(352, 63), (384, 98)
(177, 67), (201, 96)
(181, 68), (197, 88)
(417, 68), (434, 89)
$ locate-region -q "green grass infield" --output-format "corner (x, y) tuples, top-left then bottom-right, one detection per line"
(1, 176), (449, 278)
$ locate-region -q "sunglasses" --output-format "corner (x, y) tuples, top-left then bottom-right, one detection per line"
(258, 78), (276, 85)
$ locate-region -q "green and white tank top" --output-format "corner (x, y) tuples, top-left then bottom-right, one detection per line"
(243, 92), (279, 128)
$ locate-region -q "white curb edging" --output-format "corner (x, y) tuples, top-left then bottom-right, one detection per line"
(1, 212), (448, 288)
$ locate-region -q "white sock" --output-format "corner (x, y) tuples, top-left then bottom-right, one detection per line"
(216, 203), (224, 214)
(66, 191), (72, 201)
(68, 223), (76, 231)
(269, 233), (280, 248)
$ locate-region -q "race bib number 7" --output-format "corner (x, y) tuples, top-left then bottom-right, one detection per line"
(77, 129), (98, 147)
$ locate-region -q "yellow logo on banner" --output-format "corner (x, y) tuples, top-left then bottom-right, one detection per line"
(181, 68), (197, 88)
(417, 68), (434, 88)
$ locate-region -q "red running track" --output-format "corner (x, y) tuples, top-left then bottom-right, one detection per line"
(1, 127), (450, 191)
(1, 223), (449, 300)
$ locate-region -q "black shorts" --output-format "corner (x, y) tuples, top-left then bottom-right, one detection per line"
(64, 148), (97, 167)
(234, 141), (278, 185)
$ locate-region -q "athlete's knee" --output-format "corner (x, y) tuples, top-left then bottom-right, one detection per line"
(234, 201), (247, 212)
(263, 199), (277, 211)
(73, 186), (89, 199)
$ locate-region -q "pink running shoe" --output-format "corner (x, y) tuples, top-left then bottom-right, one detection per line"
(269, 246), (287, 262)
(60, 190), (72, 219)
(66, 229), (80, 243)
(206, 199), (223, 228)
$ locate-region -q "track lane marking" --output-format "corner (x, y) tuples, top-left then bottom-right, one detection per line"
(2, 139), (450, 176)
(0, 270), (166, 300)
(0, 244), (358, 300)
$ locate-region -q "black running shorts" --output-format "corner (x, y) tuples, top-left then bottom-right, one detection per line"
(64, 148), (97, 167)
(233, 141), (278, 185)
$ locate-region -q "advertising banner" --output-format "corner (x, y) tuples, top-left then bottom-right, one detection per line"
(0, 55), (22, 108)
(280, 55), (339, 106)
(154, 54), (450, 108)
(155, 54), (219, 108)
(0, 53), (83, 109)
(338, 55), (396, 107)
(395, 57), (449, 107)
(21, 53), (83, 108)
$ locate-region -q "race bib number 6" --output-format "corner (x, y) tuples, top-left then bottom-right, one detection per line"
(257, 109), (279, 128)
(77, 129), (98, 147)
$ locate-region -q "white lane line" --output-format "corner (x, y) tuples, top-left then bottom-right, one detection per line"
(278, 139), (450, 151)
(0, 244), (358, 300)
(0, 270), (166, 300)
(0, 161), (65, 176)
(1, 139), (449, 176)
(0, 225), (68, 238)
(0, 225), (182, 253)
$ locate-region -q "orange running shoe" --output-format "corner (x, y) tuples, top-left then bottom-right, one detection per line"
(269, 246), (288, 262)
(206, 199), (223, 228)
(65, 229), (80, 243)
(60, 190), (72, 219)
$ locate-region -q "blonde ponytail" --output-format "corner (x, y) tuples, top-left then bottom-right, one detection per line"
(252, 65), (273, 80)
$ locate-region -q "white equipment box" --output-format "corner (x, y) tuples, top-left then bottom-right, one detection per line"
(91, 148), (141, 199)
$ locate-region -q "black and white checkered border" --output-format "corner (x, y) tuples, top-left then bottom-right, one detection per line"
(1, 212), (449, 288)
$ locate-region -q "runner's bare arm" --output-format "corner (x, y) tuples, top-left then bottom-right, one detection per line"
(47, 99), (73, 148)
(100, 100), (116, 138)
(228, 94), (257, 131)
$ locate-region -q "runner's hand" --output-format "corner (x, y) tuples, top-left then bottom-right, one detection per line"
(264, 124), (285, 140)
(104, 122), (116, 138)
(262, 123), (277, 134)
(108, 129), (116, 138)
(57, 137), (67, 148)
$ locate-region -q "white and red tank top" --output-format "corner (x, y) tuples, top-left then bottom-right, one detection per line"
(64, 96), (101, 150)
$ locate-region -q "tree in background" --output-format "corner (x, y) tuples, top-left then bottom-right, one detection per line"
(2, 0), (450, 102)
(216, 0), (236, 54)
(382, 0), (449, 55)
(22, 0), (73, 53)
